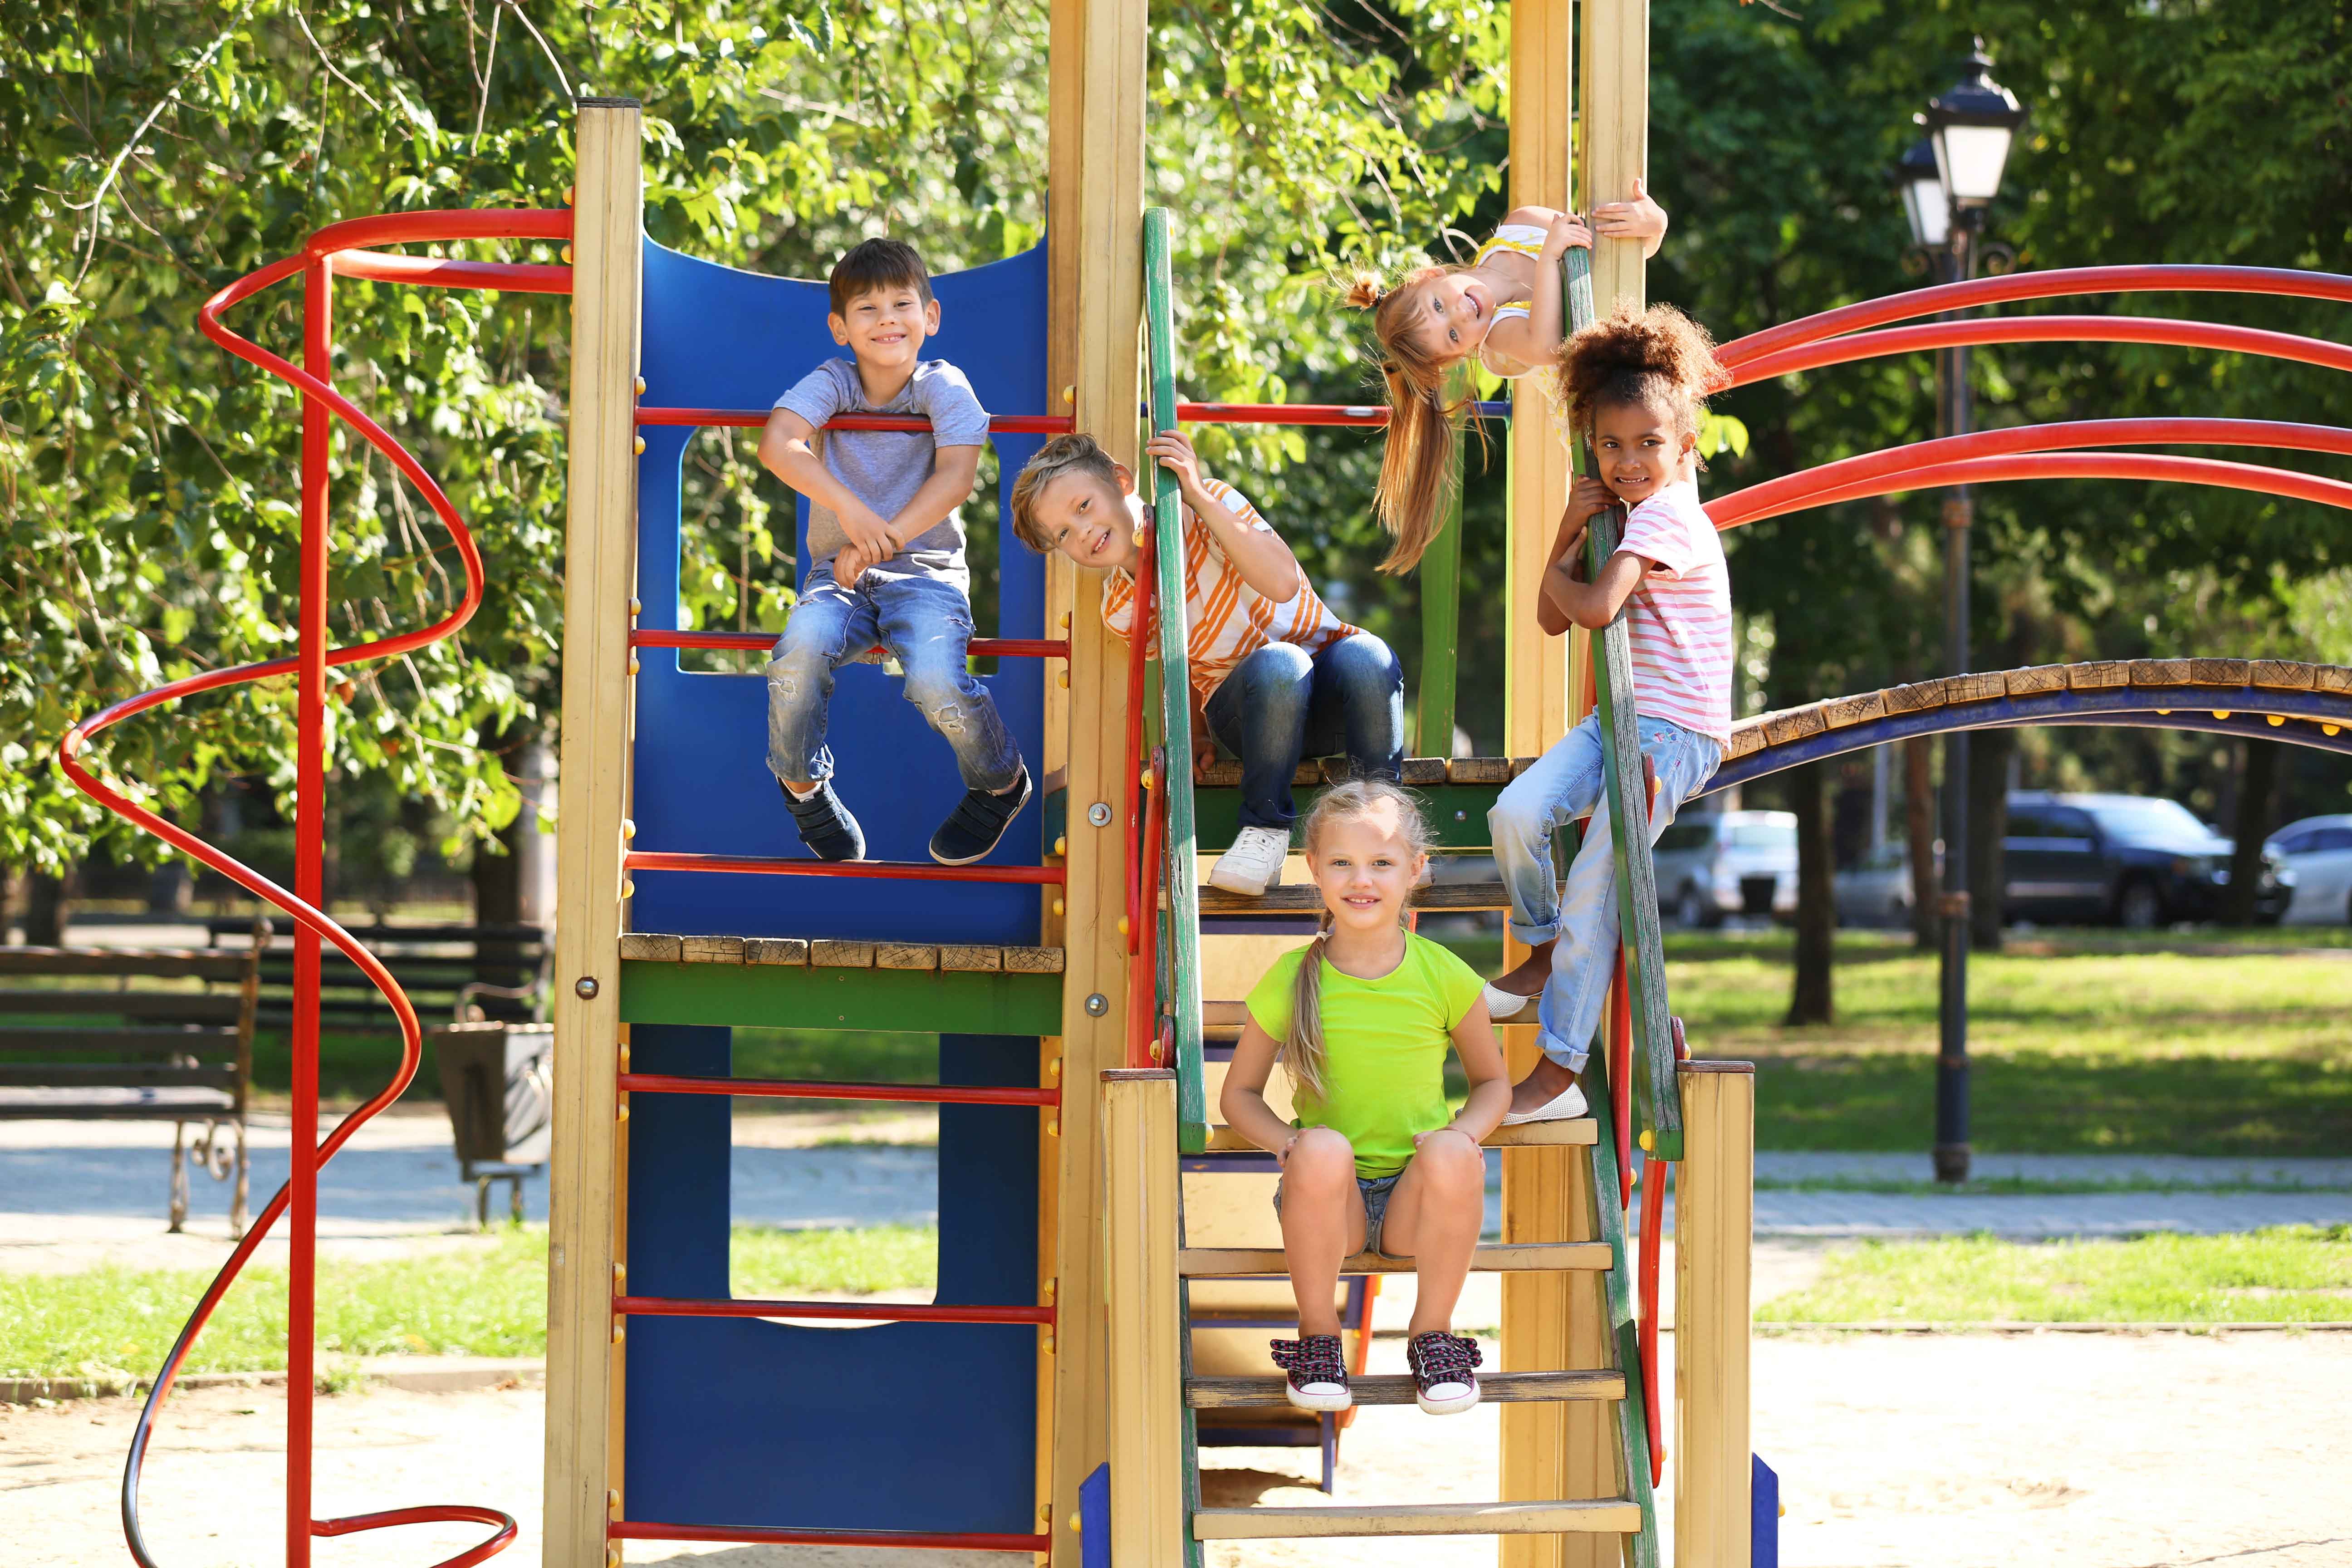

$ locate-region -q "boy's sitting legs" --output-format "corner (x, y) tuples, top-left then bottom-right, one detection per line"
(767, 571), (872, 861)
(868, 572), (1032, 864)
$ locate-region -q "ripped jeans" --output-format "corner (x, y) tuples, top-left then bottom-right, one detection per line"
(765, 564), (1023, 793)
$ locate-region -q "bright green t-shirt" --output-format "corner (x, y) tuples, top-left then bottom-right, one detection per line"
(1244, 932), (1488, 1178)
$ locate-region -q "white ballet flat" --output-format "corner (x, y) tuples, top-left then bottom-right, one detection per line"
(1499, 1082), (1589, 1126)
(1481, 983), (1531, 1020)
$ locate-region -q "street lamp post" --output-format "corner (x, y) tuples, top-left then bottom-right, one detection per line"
(1899, 42), (2024, 1186)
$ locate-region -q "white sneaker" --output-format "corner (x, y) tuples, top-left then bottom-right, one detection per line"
(1482, 983), (1531, 1020)
(1209, 826), (1290, 897)
(1499, 1081), (1588, 1126)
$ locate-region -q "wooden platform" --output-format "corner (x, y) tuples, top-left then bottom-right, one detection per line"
(1180, 1242), (1611, 1277)
(1198, 881), (1515, 915)
(1200, 1119), (1595, 1152)
(1186, 1369), (1624, 1409)
(1191, 1498), (1643, 1539)
(619, 933), (1065, 974)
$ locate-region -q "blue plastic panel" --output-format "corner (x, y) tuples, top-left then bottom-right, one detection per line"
(632, 240), (1051, 944)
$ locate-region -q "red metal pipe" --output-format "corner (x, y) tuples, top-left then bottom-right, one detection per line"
(1123, 526), (1158, 966)
(635, 406), (1075, 434)
(1637, 1148), (1666, 1488)
(62, 209), (567, 1568)
(1140, 750), (1171, 1068)
(616, 1295), (1055, 1324)
(622, 851), (1063, 884)
(328, 251), (572, 294)
(1726, 314), (2352, 391)
(1130, 749), (1169, 1068)
(1609, 944), (1632, 1213)
(1715, 263), (2352, 371)
(632, 629), (1068, 659)
(1171, 400), (1515, 426)
(303, 207), (573, 255)
(612, 1522), (1053, 1553)
(620, 1073), (1061, 1107)
(1707, 418), (2352, 530)
(1721, 452), (2352, 530)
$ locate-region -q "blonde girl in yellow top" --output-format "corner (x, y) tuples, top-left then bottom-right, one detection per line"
(1219, 779), (1513, 1416)
(1347, 181), (1669, 572)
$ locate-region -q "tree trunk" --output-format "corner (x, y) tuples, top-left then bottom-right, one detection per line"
(2224, 737), (2282, 925)
(1967, 727), (2014, 951)
(472, 815), (525, 927)
(25, 869), (75, 947)
(1785, 759), (1835, 1025)
(1904, 735), (1938, 949)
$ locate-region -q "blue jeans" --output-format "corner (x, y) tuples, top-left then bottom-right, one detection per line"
(765, 565), (1023, 793)
(1489, 713), (1721, 1070)
(1203, 633), (1405, 830)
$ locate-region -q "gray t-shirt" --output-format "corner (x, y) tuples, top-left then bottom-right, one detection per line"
(774, 358), (990, 584)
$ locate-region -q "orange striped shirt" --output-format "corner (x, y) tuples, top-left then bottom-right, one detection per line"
(1101, 480), (1362, 701)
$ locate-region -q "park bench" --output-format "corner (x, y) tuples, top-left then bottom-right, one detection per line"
(0, 922), (267, 1234)
(201, 916), (550, 1031)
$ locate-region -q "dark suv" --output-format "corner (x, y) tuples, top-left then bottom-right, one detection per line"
(2002, 791), (2289, 928)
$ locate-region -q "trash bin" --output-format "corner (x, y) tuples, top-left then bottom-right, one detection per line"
(428, 1022), (553, 1226)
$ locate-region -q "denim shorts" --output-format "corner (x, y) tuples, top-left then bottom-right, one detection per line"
(1272, 1170), (1405, 1258)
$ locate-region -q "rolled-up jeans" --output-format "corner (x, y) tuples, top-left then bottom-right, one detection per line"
(1488, 712), (1721, 1070)
(1203, 632), (1405, 830)
(766, 564), (1023, 793)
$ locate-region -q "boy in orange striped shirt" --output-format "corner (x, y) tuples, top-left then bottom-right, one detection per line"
(1009, 431), (1404, 897)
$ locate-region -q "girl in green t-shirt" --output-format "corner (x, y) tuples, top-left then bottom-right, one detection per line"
(1220, 779), (1514, 1416)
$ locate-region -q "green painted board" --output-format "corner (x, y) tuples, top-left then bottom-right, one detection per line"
(1416, 442), (1465, 756)
(1581, 1048), (1661, 1568)
(1194, 782), (1506, 855)
(619, 960), (1063, 1036)
(1145, 207), (1209, 1154)
(1563, 245), (1683, 1163)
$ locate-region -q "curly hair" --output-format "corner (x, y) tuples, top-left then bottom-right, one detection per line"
(1553, 300), (1727, 446)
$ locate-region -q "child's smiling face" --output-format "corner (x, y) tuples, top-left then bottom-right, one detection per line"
(1030, 467), (1140, 571)
(828, 283), (940, 373)
(1591, 397), (1695, 507)
(1307, 799), (1426, 936)
(1408, 271), (1494, 364)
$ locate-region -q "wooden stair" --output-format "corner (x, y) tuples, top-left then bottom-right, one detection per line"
(1186, 1369), (1624, 1408)
(1180, 1242), (1611, 1277)
(1198, 880), (1514, 915)
(1200, 1119), (1593, 1151)
(1192, 1499), (1644, 1540)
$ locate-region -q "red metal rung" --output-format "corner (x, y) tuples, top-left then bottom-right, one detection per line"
(634, 407), (1074, 434)
(615, 1295), (1054, 1324)
(618, 1073), (1059, 1107)
(631, 629), (1069, 659)
(622, 852), (1063, 885)
(612, 1522), (1053, 1553)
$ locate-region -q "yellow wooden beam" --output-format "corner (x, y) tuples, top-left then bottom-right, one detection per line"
(1102, 1069), (1184, 1568)
(1675, 1063), (1755, 1568)
(1044, 0), (1148, 1556)
(544, 96), (642, 1568)
(1579, 0), (1651, 318)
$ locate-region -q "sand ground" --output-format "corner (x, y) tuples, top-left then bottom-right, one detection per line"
(9, 1330), (2350, 1568)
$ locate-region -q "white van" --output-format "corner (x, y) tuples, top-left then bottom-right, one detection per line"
(1650, 810), (1798, 928)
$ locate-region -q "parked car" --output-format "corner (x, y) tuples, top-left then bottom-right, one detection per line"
(1834, 840), (1929, 929)
(1652, 810), (1798, 927)
(2002, 791), (2291, 928)
(2265, 814), (2352, 925)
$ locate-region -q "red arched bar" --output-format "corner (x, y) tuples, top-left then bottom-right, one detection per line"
(1716, 264), (2352, 371)
(331, 251), (573, 293)
(1724, 315), (2352, 390)
(1716, 452), (2352, 531)
(1708, 418), (2352, 529)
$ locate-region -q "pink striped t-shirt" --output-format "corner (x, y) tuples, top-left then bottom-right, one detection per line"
(1614, 480), (1734, 744)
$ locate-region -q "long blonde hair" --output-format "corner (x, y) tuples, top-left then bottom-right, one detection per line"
(1346, 271), (1474, 576)
(1280, 778), (1435, 1102)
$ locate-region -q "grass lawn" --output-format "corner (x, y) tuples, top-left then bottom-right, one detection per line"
(1439, 926), (2352, 1157)
(0, 1225), (939, 1381)
(1760, 1225), (2352, 1324)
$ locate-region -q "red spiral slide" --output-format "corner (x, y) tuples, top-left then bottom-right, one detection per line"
(58, 208), (573, 1568)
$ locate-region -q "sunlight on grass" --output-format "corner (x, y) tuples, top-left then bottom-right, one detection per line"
(1761, 1225), (2352, 1324)
(0, 1225), (942, 1380)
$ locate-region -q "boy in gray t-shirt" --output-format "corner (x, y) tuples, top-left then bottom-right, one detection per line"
(757, 239), (1029, 866)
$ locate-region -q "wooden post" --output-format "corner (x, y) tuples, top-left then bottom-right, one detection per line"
(1102, 1069), (1184, 1568)
(544, 96), (642, 1568)
(1044, 0), (1149, 1553)
(1499, 5), (1597, 1568)
(1580, 0), (1651, 319)
(1675, 1062), (1754, 1568)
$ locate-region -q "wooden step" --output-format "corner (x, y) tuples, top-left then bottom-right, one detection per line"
(619, 932), (1064, 973)
(1192, 756), (1527, 790)
(1187, 1369), (1623, 1409)
(1192, 1498), (1642, 1540)
(1199, 881), (1514, 915)
(1200, 1119), (1595, 1152)
(1180, 1242), (1610, 1277)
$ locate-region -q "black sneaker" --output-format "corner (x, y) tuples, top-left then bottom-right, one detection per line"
(781, 779), (865, 862)
(1404, 1330), (1482, 1415)
(929, 764), (1032, 866)
(1269, 1334), (1352, 1412)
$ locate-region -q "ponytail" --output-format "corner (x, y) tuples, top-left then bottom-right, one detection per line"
(1348, 269), (1470, 575)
